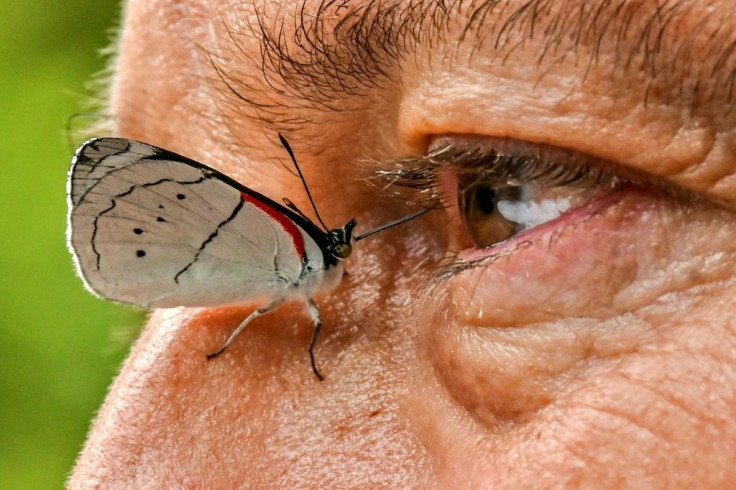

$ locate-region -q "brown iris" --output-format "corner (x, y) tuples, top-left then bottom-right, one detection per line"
(459, 179), (520, 248)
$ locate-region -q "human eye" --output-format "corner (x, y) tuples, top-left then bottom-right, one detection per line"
(443, 137), (620, 252)
(379, 135), (634, 270)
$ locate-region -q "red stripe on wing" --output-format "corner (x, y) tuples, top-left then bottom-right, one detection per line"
(241, 192), (306, 261)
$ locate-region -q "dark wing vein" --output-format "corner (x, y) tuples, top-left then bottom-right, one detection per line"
(173, 198), (246, 284)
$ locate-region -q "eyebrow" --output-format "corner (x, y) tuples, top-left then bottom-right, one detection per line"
(214, 0), (736, 128)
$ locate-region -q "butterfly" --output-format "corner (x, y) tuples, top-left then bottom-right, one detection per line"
(67, 135), (427, 380)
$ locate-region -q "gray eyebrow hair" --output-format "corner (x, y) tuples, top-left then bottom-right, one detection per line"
(213, 0), (736, 128)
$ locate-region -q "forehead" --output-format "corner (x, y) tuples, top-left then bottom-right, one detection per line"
(211, 0), (736, 119)
(119, 0), (736, 135)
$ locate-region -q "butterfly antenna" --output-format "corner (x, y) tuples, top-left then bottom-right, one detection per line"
(354, 208), (430, 242)
(278, 133), (329, 231)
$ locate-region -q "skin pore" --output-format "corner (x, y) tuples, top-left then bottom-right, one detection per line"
(71, 0), (736, 487)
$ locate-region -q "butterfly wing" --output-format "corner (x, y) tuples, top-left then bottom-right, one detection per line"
(67, 138), (328, 307)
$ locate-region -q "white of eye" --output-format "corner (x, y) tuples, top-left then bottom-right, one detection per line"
(496, 196), (573, 231)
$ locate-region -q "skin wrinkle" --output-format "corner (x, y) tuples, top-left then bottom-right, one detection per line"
(431, 314), (635, 427)
(576, 372), (734, 483)
(578, 396), (679, 449)
(542, 427), (599, 484)
(484, 407), (641, 485)
(529, 392), (676, 483)
(574, 407), (663, 476)
(620, 255), (736, 314)
(615, 366), (723, 435)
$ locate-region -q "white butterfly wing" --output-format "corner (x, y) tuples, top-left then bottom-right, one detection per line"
(67, 138), (327, 307)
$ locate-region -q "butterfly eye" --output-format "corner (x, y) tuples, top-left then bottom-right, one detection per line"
(333, 243), (353, 259)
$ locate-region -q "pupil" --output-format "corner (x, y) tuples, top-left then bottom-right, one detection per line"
(474, 186), (496, 214)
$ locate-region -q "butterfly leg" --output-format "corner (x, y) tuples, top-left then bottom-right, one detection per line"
(206, 300), (284, 360)
(306, 298), (325, 381)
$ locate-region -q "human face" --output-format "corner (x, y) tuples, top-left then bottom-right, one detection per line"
(71, 0), (736, 486)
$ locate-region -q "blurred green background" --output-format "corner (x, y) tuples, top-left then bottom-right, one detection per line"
(0, 1), (144, 487)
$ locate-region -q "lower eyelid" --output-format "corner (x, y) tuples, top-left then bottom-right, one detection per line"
(438, 186), (680, 333)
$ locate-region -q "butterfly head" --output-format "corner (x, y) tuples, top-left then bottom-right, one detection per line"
(327, 219), (357, 260)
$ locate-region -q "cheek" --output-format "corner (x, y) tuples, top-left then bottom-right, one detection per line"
(410, 193), (736, 484)
(419, 188), (734, 426)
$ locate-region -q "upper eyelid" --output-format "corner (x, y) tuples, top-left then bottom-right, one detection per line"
(373, 134), (718, 208)
(432, 144), (606, 186)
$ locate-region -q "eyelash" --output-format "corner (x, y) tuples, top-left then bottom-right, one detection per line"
(378, 141), (615, 207)
(454, 151), (610, 196)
